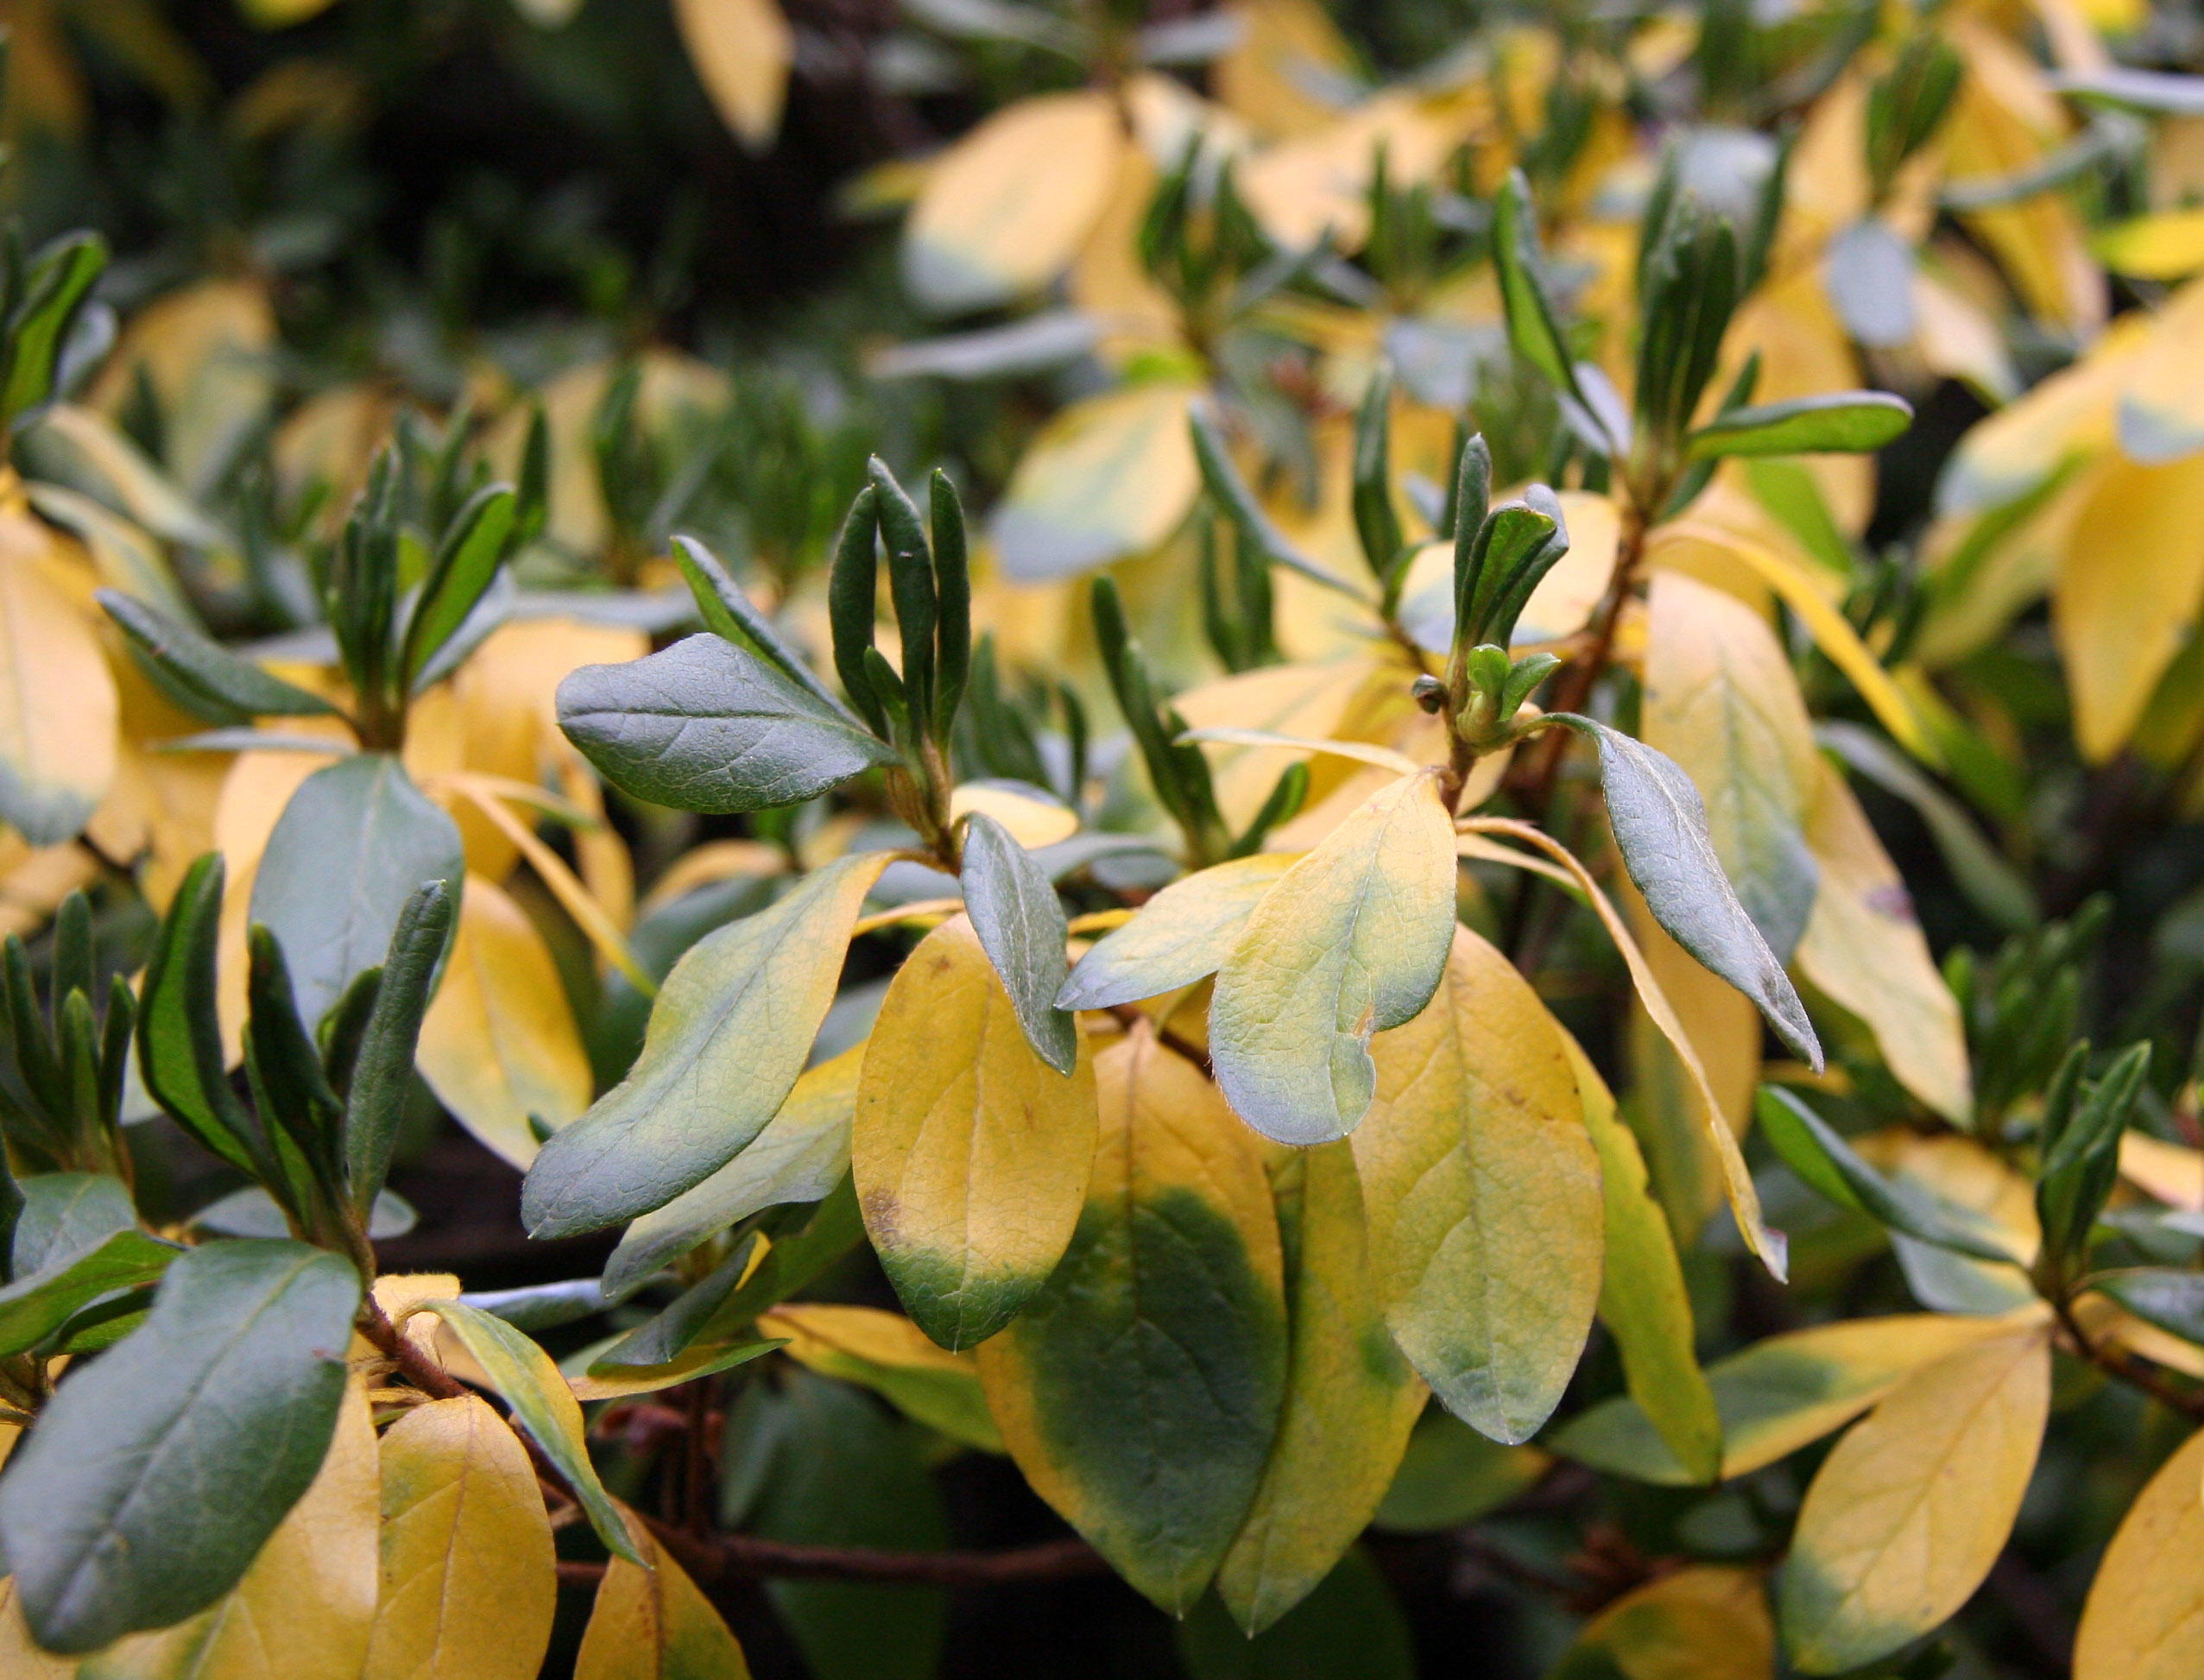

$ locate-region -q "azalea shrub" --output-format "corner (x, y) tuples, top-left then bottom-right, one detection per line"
(2, 0), (2204, 1676)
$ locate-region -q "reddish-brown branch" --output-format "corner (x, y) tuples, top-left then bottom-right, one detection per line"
(553, 1522), (1108, 1588)
(2053, 1295), (2204, 1423)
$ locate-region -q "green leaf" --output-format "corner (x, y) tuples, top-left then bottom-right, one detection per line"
(401, 483), (515, 685)
(1757, 1087), (2021, 1264)
(344, 880), (456, 1217)
(523, 854), (887, 1238)
(1684, 392), (1914, 462)
(9, 1172), (136, 1276)
(2091, 1269), (2204, 1346)
(1492, 170), (1582, 401)
(828, 487), (885, 733)
(98, 591), (340, 726)
(603, 1043), (861, 1298)
(422, 1299), (641, 1565)
(1571, 1039), (1721, 1486)
(1551, 714), (1822, 1069)
(976, 1027), (1287, 1614)
(1356, 928), (1601, 1443)
(248, 754), (464, 1034)
(705, 1174), (868, 1329)
(761, 1302), (1002, 1454)
(3, 231), (106, 425)
(137, 855), (263, 1175)
(591, 1237), (761, 1367)
(1210, 773), (1456, 1146)
(0, 1227), (176, 1359)
(724, 1367), (949, 1680)
(959, 810), (1077, 1072)
(1180, 1549), (1415, 1680)
(671, 534), (847, 712)
(1190, 405), (1368, 600)
(1371, 1408), (1549, 1532)
(556, 634), (896, 814)
(0, 1240), (362, 1654)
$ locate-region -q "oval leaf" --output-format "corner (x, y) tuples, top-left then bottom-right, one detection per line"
(2073, 1424), (2204, 1680)
(1686, 391), (1915, 461)
(960, 810), (1077, 1072)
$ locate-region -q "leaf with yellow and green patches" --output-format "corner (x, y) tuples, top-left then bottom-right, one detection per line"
(855, 914), (1098, 1351)
(1215, 1140), (1425, 1635)
(1549, 1565), (1774, 1680)
(1210, 772), (1457, 1146)
(576, 1506), (753, 1680)
(363, 1395), (555, 1680)
(1354, 927), (1601, 1444)
(1567, 1033), (1722, 1487)
(1779, 1322), (2051, 1674)
(760, 1303), (1002, 1453)
(977, 1024), (1287, 1615)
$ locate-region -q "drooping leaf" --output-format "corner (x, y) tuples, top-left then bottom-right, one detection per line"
(575, 1505), (753, 1680)
(1551, 1311), (2031, 1485)
(1355, 927), (1601, 1443)
(2072, 1424), (2204, 1680)
(760, 1303), (1002, 1452)
(960, 809), (1077, 1073)
(1210, 772), (1456, 1146)
(976, 1025), (1286, 1614)
(363, 1394), (556, 1680)
(1640, 569), (1820, 962)
(0, 1241), (363, 1653)
(1779, 1323), (2051, 1674)
(603, 1045), (862, 1298)
(1215, 1140), (1425, 1635)
(248, 752), (464, 1033)
(555, 634), (896, 814)
(1567, 1035), (1721, 1487)
(1550, 714), (1821, 1067)
(76, 1377), (381, 1680)
(1685, 391), (1914, 461)
(1056, 852), (1296, 1010)
(855, 914), (1097, 1349)
(422, 1299), (641, 1564)
(524, 853), (887, 1238)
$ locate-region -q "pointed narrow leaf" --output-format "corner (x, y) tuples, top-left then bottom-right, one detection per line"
(855, 915), (1097, 1349)
(99, 591), (338, 724)
(346, 880), (457, 1216)
(557, 634), (895, 814)
(1211, 773), (1456, 1146)
(672, 534), (845, 711)
(1552, 714), (1821, 1068)
(423, 1300), (641, 1564)
(1686, 391), (1914, 461)
(977, 1026), (1286, 1614)
(761, 1304), (1001, 1454)
(960, 811), (1077, 1072)
(1493, 170), (1581, 399)
(402, 486), (516, 685)
(0, 1241), (363, 1653)
(1355, 927), (1601, 1443)
(1057, 853), (1295, 1010)
(1780, 1324), (2050, 1674)
(1216, 1140), (1425, 1635)
(363, 1395), (556, 1680)
(136, 855), (262, 1173)
(0, 1228), (177, 1359)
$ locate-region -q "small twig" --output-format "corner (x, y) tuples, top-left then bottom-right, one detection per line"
(2053, 1294), (2204, 1422)
(553, 1521), (1108, 1588)
(356, 1298), (468, 1403)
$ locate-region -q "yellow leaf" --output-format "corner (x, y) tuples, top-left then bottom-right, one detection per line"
(1643, 568), (1821, 959)
(759, 1304), (1002, 1453)
(1935, 311), (2149, 515)
(1780, 1323), (2052, 1674)
(1058, 851), (1298, 1010)
(2053, 449), (2204, 760)
(0, 1578), (73, 1679)
(418, 874), (594, 1169)
(363, 1395), (556, 1680)
(1172, 657), (1376, 833)
(2073, 1426), (2204, 1680)
(976, 1024), (1286, 1615)
(1649, 521), (1936, 763)
(1355, 926), (1601, 1443)
(855, 913), (1099, 1349)
(0, 517), (117, 845)
(1555, 1565), (1775, 1680)
(80, 1378), (380, 1680)
(1213, 0), (1359, 138)
(1211, 771), (1457, 1146)
(576, 1507), (752, 1680)
(2096, 208), (2204, 278)
(1236, 92), (1467, 250)
(1794, 760), (1973, 1125)
(1215, 1140), (1426, 1634)
(989, 382), (1202, 580)
(2120, 1132), (2204, 1211)
(87, 278), (275, 498)
(1519, 489), (1623, 642)
(673, 0), (791, 151)
(1569, 1033), (1721, 1487)
(948, 780), (1079, 848)
(902, 92), (1123, 315)
(2118, 275), (2204, 465)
